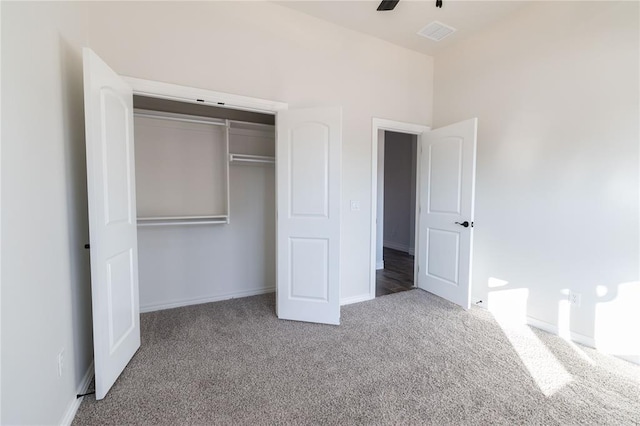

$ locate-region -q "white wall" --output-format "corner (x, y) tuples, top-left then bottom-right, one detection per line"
(434, 2), (639, 359)
(383, 131), (416, 254)
(85, 1), (434, 303)
(1, 2), (93, 424)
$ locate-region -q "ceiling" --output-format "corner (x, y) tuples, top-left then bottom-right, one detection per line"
(276, 1), (532, 56)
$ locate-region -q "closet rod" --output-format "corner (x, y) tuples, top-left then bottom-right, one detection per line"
(229, 154), (275, 164)
(137, 219), (228, 227)
(138, 215), (228, 221)
(228, 120), (275, 130)
(134, 112), (227, 127)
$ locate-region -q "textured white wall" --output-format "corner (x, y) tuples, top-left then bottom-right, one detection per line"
(433, 1), (639, 357)
(1, 2), (93, 424)
(85, 1), (434, 302)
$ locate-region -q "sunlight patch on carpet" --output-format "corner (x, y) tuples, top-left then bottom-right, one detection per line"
(557, 298), (595, 365)
(489, 287), (573, 396)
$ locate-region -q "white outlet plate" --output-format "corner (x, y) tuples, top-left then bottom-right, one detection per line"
(568, 291), (581, 307)
(350, 200), (360, 211)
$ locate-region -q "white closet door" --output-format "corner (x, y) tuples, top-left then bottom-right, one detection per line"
(276, 107), (342, 325)
(417, 118), (477, 309)
(83, 48), (140, 400)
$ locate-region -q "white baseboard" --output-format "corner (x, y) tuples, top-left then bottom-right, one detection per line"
(60, 361), (94, 426)
(615, 354), (640, 365)
(527, 316), (640, 365)
(525, 316), (596, 348)
(140, 287), (275, 313)
(376, 260), (384, 270)
(340, 294), (374, 306)
(383, 241), (414, 254)
(526, 315), (639, 365)
(471, 306), (640, 366)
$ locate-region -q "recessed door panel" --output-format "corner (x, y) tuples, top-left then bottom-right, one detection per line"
(426, 229), (459, 286)
(290, 123), (329, 217)
(428, 137), (462, 214)
(101, 90), (132, 225)
(290, 238), (329, 301)
(106, 250), (136, 353)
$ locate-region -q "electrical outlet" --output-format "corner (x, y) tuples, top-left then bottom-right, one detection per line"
(350, 200), (361, 211)
(57, 349), (65, 377)
(568, 291), (581, 307)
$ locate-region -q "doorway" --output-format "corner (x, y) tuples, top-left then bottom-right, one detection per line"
(369, 116), (478, 306)
(375, 131), (418, 297)
(369, 118), (430, 300)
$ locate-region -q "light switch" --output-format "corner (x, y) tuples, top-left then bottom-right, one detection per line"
(350, 200), (361, 211)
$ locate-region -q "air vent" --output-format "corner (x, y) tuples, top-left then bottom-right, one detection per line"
(417, 21), (456, 41)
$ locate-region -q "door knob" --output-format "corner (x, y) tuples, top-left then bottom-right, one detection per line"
(455, 221), (472, 228)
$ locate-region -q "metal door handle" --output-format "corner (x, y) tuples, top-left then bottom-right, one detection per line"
(455, 221), (473, 228)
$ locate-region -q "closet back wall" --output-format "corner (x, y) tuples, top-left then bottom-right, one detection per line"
(136, 117), (276, 311)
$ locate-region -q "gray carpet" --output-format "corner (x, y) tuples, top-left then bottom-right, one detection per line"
(73, 290), (640, 425)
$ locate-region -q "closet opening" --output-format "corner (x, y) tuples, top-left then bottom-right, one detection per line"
(132, 95), (277, 313)
(375, 130), (418, 297)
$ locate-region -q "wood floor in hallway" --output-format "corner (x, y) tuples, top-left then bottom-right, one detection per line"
(376, 247), (414, 297)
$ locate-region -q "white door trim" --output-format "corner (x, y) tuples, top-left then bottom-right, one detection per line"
(370, 118), (430, 300)
(123, 76), (288, 114)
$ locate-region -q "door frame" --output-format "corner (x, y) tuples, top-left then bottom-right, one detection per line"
(123, 77), (288, 293)
(370, 118), (430, 300)
(123, 77), (288, 114)
(124, 78), (343, 324)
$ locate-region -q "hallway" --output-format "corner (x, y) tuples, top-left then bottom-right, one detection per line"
(376, 247), (414, 297)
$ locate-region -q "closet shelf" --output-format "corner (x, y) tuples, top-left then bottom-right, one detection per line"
(229, 153), (275, 165)
(134, 110), (227, 127)
(137, 215), (229, 227)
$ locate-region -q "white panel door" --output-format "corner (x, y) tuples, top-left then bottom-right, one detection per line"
(276, 107), (342, 325)
(417, 118), (477, 309)
(83, 48), (140, 400)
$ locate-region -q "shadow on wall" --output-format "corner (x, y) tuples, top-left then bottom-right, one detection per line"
(60, 34), (94, 384)
(485, 278), (640, 365)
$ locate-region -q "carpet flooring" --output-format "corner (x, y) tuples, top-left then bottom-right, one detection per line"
(73, 290), (640, 425)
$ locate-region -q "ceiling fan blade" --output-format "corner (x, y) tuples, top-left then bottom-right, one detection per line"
(377, 0), (400, 11)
